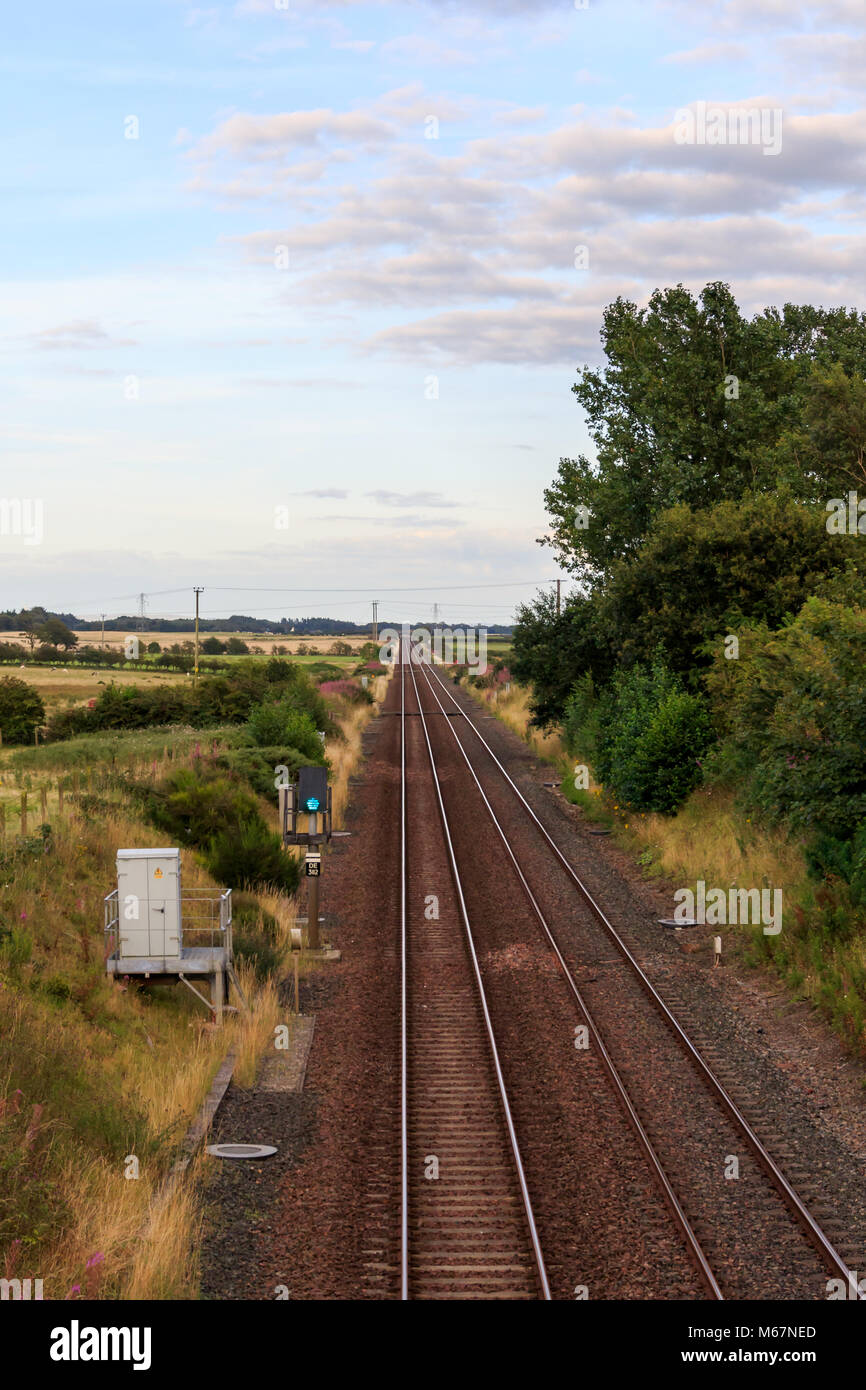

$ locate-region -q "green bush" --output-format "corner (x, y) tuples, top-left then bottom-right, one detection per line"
(595, 659), (712, 813)
(706, 597), (866, 837)
(208, 820), (300, 894)
(0, 676), (45, 744)
(141, 764), (299, 895)
(563, 673), (601, 760)
(41, 658), (334, 743)
(805, 824), (866, 907)
(215, 746), (309, 799)
(143, 767), (259, 845)
(245, 701), (325, 761)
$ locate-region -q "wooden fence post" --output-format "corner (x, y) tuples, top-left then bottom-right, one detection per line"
(40, 786), (47, 821)
(20, 792), (27, 838)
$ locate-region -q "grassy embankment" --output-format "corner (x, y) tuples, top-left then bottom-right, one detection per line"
(465, 679), (866, 1063)
(0, 669), (389, 1299)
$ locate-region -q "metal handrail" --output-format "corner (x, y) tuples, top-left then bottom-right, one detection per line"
(102, 885), (232, 958)
(104, 889), (119, 961)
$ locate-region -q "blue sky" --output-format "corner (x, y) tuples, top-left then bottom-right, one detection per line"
(2, 0), (864, 625)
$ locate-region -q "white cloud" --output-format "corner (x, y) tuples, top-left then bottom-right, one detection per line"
(663, 41), (749, 64)
(366, 489), (459, 507)
(30, 320), (137, 351)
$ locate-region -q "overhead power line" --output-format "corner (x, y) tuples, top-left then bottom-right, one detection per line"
(42, 578), (561, 612)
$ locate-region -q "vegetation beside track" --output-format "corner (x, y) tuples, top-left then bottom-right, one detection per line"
(0, 657), (389, 1298)
(462, 673), (866, 1063)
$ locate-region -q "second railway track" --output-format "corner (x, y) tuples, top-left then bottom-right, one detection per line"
(395, 642), (863, 1301)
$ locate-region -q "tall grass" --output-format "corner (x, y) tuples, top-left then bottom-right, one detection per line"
(466, 681), (567, 763)
(0, 775), (297, 1298)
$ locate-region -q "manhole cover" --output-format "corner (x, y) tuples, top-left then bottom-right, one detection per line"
(658, 918), (698, 929)
(206, 1143), (277, 1160)
(587, 828), (611, 836)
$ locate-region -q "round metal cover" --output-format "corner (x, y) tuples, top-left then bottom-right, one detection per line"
(658, 918), (698, 929)
(207, 1143), (277, 1160)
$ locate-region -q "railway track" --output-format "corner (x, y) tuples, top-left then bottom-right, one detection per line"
(400, 644), (862, 1301)
(399, 641), (549, 1300)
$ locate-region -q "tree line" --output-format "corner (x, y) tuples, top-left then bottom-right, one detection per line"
(512, 281), (866, 902)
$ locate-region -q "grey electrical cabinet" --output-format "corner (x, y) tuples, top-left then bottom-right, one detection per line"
(116, 848), (182, 959)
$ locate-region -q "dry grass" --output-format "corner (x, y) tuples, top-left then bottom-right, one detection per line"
(327, 674), (389, 828)
(126, 1158), (205, 1301)
(232, 964), (283, 1088)
(469, 682), (567, 763)
(626, 785), (807, 893)
(255, 887), (300, 957)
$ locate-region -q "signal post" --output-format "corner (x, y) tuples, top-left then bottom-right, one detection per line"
(280, 766), (339, 956)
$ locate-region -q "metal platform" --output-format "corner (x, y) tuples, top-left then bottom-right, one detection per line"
(104, 885), (241, 1022)
(105, 946), (230, 976)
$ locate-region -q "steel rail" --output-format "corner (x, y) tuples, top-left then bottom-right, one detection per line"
(414, 652), (723, 1299)
(419, 654), (861, 1297)
(399, 639), (409, 1301)
(405, 643), (552, 1300)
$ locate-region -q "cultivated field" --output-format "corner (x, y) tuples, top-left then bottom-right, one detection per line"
(71, 630), (371, 656)
(11, 665), (190, 711)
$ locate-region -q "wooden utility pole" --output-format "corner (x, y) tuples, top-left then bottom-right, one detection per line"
(100, 613), (106, 648)
(556, 579), (561, 617)
(372, 600), (378, 645)
(193, 589), (204, 686)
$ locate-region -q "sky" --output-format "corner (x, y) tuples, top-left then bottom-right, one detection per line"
(1, 0), (864, 626)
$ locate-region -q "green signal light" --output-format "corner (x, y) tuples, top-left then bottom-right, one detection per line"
(305, 797), (320, 812)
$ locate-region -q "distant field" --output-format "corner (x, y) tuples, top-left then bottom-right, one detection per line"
(12, 664), (190, 710)
(10, 654), (360, 712)
(71, 630), (369, 655)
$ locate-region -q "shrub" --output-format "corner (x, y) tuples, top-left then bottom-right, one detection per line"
(706, 597), (866, 837)
(563, 674), (601, 760)
(143, 767), (259, 845)
(245, 701), (325, 760)
(0, 676), (45, 744)
(806, 823), (866, 908)
(594, 659), (712, 813)
(141, 765), (299, 894)
(208, 820), (300, 893)
(216, 746), (309, 799)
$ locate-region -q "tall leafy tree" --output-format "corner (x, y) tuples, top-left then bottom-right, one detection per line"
(541, 283), (866, 581)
